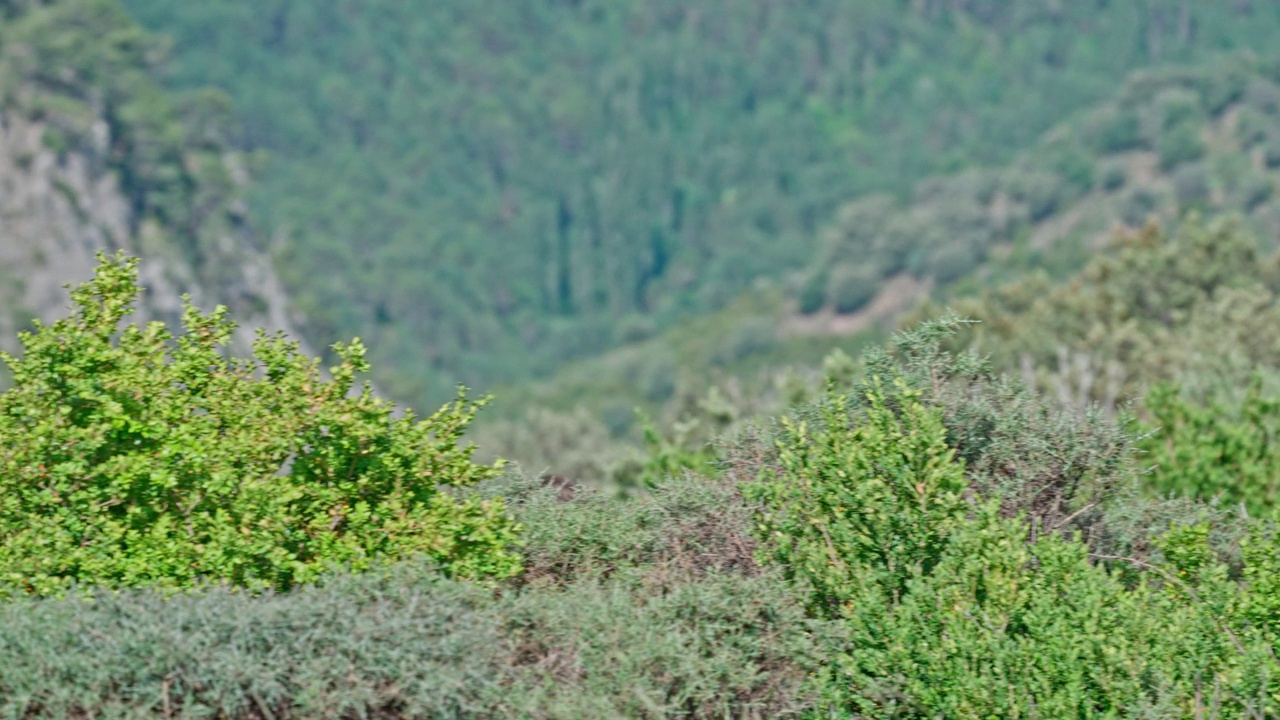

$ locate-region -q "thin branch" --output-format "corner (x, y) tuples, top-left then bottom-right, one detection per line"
(1050, 502), (1097, 531)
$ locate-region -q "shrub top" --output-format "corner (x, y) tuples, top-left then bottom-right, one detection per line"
(0, 253), (521, 596)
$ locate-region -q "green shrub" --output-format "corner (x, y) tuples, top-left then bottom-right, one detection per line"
(1233, 107), (1274, 148)
(495, 572), (818, 718)
(0, 253), (520, 595)
(1141, 380), (1280, 516)
(1099, 158), (1128, 191)
(1088, 107), (1145, 153)
(1120, 186), (1163, 226)
(1158, 121), (1206, 170)
(509, 470), (758, 585)
(1045, 143), (1096, 194)
(797, 269), (828, 315)
(1240, 174), (1276, 211)
(746, 368), (1277, 716)
(862, 316), (1135, 533)
(925, 240), (983, 284)
(1197, 63), (1250, 116)
(1172, 162), (1212, 210)
(1265, 139), (1280, 170)
(0, 471), (822, 719)
(0, 565), (505, 719)
(827, 264), (879, 315)
(1006, 170), (1066, 222)
(748, 380), (968, 611)
(710, 318), (777, 366)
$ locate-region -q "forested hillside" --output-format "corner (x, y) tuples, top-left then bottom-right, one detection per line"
(472, 50), (1280, 461)
(119, 0), (1280, 406)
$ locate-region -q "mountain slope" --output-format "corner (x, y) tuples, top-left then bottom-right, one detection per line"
(0, 0), (304, 361)
(118, 0), (1280, 408)
(798, 54), (1280, 322)
(478, 53), (1280, 431)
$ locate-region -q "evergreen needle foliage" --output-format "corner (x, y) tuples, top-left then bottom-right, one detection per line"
(0, 253), (520, 596)
(747, 355), (1280, 716)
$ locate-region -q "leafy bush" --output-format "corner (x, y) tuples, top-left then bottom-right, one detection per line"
(710, 318), (777, 366)
(1044, 141), (1096, 193)
(866, 317), (1135, 533)
(748, 380), (968, 613)
(942, 216), (1280, 409)
(1099, 158), (1128, 191)
(0, 565), (504, 719)
(1266, 139), (1280, 170)
(1120, 186), (1164, 227)
(495, 572), (817, 719)
(1240, 173), (1276, 211)
(508, 469), (758, 586)
(797, 269), (829, 315)
(1141, 380), (1280, 516)
(746, 364), (1278, 716)
(1087, 107), (1145, 153)
(471, 405), (643, 487)
(1233, 107), (1274, 148)
(1005, 170), (1066, 222)
(0, 472), (821, 720)
(1172, 162), (1212, 210)
(0, 254), (520, 595)
(924, 238), (983, 284)
(827, 264), (879, 314)
(1158, 120), (1206, 170)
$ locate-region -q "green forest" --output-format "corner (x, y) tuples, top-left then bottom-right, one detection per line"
(116, 0), (1280, 405)
(9, 0), (1280, 717)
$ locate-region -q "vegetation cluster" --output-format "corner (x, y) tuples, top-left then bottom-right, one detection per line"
(7, 234), (1280, 716)
(116, 0), (1280, 406)
(474, 51), (1280, 438)
(8, 2), (1280, 717)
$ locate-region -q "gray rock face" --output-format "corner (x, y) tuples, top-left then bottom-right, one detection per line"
(0, 109), (305, 357)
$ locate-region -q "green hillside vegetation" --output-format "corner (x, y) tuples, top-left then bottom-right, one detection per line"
(472, 52), (1280, 480)
(803, 55), (1280, 316)
(10, 2), (1280, 716)
(8, 269), (1280, 714)
(117, 0), (1280, 407)
(938, 216), (1280, 517)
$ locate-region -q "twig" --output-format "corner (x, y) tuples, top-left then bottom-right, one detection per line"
(1050, 502), (1097, 531)
(1088, 553), (1248, 658)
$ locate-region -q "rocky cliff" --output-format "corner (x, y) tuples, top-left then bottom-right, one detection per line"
(0, 109), (302, 355)
(0, 0), (305, 360)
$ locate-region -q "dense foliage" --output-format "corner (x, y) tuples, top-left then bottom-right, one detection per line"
(9, 313), (1280, 717)
(941, 218), (1280, 405)
(803, 55), (1280, 317)
(1142, 379), (1280, 516)
(117, 0), (1280, 405)
(938, 217), (1280, 515)
(0, 472), (819, 718)
(0, 254), (519, 595)
(743, 327), (1279, 715)
(462, 51), (1280, 438)
(9, 2), (1280, 717)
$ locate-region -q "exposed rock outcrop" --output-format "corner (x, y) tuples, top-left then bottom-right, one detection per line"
(0, 109), (304, 357)
(0, 0), (307, 361)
